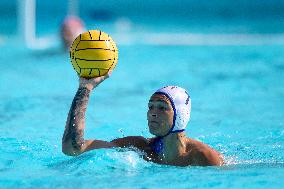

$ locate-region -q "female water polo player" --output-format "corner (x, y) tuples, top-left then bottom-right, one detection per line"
(62, 73), (224, 166)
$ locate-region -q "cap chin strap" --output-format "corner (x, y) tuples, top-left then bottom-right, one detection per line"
(151, 91), (185, 153)
(151, 129), (185, 154)
(159, 128), (185, 138)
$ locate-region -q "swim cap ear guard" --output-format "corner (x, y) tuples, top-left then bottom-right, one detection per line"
(151, 86), (191, 153)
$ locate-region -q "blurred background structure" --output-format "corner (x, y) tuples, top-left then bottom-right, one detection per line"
(1, 0), (284, 48)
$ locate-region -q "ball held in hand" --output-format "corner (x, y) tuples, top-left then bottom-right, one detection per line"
(70, 30), (118, 78)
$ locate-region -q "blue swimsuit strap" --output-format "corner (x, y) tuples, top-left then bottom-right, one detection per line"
(151, 91), (185, 153)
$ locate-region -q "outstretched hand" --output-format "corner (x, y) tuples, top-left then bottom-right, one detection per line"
(79, 71), (112, 90)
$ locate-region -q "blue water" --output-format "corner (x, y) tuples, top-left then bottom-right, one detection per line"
(1, 43), (284, 188)
(1, 1), (284, 189)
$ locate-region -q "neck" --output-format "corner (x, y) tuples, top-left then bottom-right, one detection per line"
(159, 132), (187, 160)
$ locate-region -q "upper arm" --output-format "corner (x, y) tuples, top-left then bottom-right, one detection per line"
(196, 149), (224, 166)
(188, 140), (223, 166)
(111, 136), (148, 149)
(62, 136), (148, 156)
(62, 138), (117, 156)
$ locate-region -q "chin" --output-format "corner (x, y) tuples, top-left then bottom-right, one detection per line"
(149, 128), (162, 136)
(149, 128), (157, 135)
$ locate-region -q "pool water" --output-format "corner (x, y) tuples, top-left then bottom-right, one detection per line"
(1, 42), (284, 188)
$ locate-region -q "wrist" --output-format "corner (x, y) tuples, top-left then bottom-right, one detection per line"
(79, 83), (93, 91)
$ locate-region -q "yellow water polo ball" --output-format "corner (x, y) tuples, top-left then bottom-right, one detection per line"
(70, 30), (118, 78)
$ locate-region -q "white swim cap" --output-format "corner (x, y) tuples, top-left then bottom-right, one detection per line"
(154, 86), (191, 133)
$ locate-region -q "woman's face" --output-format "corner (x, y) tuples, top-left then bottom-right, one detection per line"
(147, 94), (174, 136)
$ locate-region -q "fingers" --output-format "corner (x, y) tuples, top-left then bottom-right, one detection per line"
(94, 75), (106, 83)
(79, 71), (112, 89)
(94, 71), (112, 83)
(106, 70), (113, 78)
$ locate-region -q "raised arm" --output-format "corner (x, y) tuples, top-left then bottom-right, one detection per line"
(62, 73), (149, 156)
(62, 73), (117, 156)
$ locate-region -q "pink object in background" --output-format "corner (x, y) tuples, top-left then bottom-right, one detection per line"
(61, 16), (85, 49)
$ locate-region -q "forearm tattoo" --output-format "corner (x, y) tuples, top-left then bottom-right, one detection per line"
(63, 87), (91, 150)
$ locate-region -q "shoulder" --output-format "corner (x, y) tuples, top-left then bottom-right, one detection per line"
(186, 138), (224, 166)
